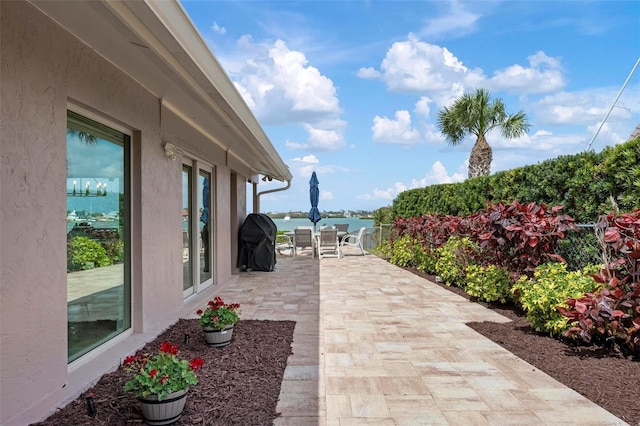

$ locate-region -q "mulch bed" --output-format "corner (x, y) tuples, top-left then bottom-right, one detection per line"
(401, 266), (640, 426)
(29, 267), (640, 426)
(33, 319), (295, 426)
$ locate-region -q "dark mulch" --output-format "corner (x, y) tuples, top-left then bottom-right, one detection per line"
(33, 319), (295, 426)
(401, 266), (640, 426)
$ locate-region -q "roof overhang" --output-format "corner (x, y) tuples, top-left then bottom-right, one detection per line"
(28, 0), (292, 182)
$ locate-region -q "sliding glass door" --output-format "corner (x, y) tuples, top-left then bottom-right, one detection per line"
(182, 160), (214, 298)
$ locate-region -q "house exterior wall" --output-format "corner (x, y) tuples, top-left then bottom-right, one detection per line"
(215, 167), (234, 280)
(0, 2), (244, 424)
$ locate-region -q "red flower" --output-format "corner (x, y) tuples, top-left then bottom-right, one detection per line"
(189, 358), (204, 371)
(196, 309), (203, 315)
(159, 375), (170, 384)
(160, 342), (178, 355)
(149, 369), (159, 379)
(123, 355), (137, 365)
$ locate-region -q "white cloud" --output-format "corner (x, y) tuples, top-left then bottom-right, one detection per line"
(489, 129), (584, 165)
(488, 51), (565, 94)
(371, 108), (445, 146)
(584, 121), (627, 149)
(290, 154), (319, 163)
(357, 67), (381, 79)
(360, 36), (567, 103)
(211, 22), (226, 35)
(419, 1), (482, 39)
(233, 82), (256, 110)
(320, 189), (333, 200)
(410, 161), (465, 187)
(356, 161), (464, 201)
(356, 182), (408, 201)
(414, 97), (432, 118)
(225, 37), (345, 152)
(371, 110), (421, 146)
(305, 125), (345, 150)
(286, 124), (345, 151)
(533, 89), (632, 126)
(368, 34), (485, 95)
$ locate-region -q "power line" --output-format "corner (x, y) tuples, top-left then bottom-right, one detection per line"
(585, 57), (640, 152)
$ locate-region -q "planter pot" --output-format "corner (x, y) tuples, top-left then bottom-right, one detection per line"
(138, 389), (187, 425)
(202, 325), (234, 347)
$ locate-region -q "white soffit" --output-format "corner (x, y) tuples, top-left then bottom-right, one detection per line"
(27, 0), (291, 182)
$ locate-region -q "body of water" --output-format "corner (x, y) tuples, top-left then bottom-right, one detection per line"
(66, 216), (374, 234)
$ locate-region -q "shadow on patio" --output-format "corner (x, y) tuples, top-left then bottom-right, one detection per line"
(215, 253), (321, 424)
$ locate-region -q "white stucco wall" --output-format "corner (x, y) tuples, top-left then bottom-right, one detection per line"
(0, 2), (244, 424)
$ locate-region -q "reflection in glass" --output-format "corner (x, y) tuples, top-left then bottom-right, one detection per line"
(182, 165), (193, 292)
(199, 171), (212, 284)
(66, 111), (129, 363)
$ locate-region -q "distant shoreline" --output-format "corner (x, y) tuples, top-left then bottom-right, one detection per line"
(267, 214), (372, 220)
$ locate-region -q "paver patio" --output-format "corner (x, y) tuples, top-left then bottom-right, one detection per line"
(212, 247), (627, 426)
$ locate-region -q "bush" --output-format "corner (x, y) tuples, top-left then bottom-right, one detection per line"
(387, 234), (416, 267)
(435, 237), (477, 286)
(374, 239), (393, 259)
(465, 264), (512, 303)
(513, 262), (601, 336)
(103, 239), (124, 264)
(68, 236), (112, 271)
(414, 246), (438, 274)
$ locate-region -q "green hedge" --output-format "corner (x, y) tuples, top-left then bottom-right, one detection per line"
(391, 137), (640, 223)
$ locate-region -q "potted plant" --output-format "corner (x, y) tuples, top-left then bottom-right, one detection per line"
(123, 342), (204, 425)
(196, 296), (241, 347)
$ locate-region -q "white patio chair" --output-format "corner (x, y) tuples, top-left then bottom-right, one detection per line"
(318, 228), (340, 258)
(334, 223), (349, 242)
(275, 234), (293, 255)
(339, 227), (367, 258)
(293, 228), (314, 258)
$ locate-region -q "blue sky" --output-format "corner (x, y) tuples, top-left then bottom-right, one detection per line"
(181, 0), (640, 214)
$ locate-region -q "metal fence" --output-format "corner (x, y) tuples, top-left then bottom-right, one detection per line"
(365, 223), (603, 271)
(362, 224), (395, 250)
(556, 224), (602, 271)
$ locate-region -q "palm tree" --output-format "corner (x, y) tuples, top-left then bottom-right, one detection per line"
(67, 128), (99, 145)
(437, 88), (530, 179)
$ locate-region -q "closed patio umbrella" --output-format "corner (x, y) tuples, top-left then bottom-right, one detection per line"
(308, 171), (321, 232)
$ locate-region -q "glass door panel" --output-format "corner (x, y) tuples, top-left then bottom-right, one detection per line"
(182, 165), (194, 296)
(198, 170), (213, 287)
(66, 111), (130, 363)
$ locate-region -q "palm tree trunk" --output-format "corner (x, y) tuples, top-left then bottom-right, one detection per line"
(468, 134), (492, 178)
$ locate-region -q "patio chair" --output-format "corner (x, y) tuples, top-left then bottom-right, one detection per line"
(293, 228), (314, 258)
(334, 223), (349, 242)
(339, 227), (367, 258)
(318, 228), (340, 258)
(275, 234), (293, 255)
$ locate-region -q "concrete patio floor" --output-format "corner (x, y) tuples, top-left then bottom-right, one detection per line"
(213, 248), (627, 426)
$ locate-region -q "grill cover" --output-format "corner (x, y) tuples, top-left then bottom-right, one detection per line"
(237, 213), (277, 271)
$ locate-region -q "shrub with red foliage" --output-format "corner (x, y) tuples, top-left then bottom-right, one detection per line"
(394, 214), (466, 250)
(394, 201), (577, 281)
(559, 210), (640, 358)
(467, 201), (577, 279)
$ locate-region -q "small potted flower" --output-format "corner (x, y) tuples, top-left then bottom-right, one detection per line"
(123, 342), (204, 425)
(196, 296), (241, 347)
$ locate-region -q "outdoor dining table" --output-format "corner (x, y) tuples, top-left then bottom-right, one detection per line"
(284, 230), (347, 256)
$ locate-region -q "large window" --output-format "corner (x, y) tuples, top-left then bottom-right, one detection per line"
(66, 110), (130, 363)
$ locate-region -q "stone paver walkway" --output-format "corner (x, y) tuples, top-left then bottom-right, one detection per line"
(214, 249), (627, 426)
